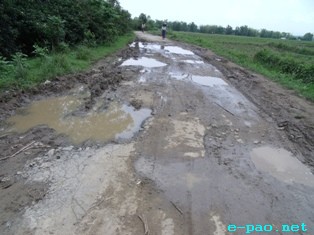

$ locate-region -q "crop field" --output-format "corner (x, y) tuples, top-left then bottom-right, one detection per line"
(167, 31), (314, 100)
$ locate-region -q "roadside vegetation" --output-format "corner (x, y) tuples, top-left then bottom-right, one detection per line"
(165, 32), (314, 100)
(0, 34), (134, 90)
(0, 0), (133, 91)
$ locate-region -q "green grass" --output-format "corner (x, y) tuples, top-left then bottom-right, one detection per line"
(166, 31), (314, 100)
(0, 33), (135, 91)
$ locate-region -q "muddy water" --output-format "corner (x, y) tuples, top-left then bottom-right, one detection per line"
(6, 96), (151, 144)
(121, 57), (167, 68)
(251, 146), (314, 187)
(183, 60), (204, 64)
(191, 75), (228, 87)
(164, 46), (194, 55)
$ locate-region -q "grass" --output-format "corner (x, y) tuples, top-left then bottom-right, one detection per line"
(166, 31), (314, 101)
(0, 33), (135, 91)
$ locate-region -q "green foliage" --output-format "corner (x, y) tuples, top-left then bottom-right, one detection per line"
(83, 30), (97, 47)
(12, 52), (28, 80)
(139, 13), (147, 24)
(303, 33), (313, 41)
(45, 15), (66, 49)
(0, 0), (132, 58)
(56, 42), (70, 53)
(0, 33), (135, 91)
(33, 44), (49, 59)
(0, 56), (11, 73)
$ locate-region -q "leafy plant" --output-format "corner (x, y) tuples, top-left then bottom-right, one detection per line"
(0, 56), (12, 73)
(12, 52), (28, 80)
(33, 44), (49, 59)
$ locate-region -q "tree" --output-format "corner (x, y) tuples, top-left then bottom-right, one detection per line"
(139, 13), (147, 24)
(0, 0), (133, 57)
(239, 25), (249, 36)
(303, 32), (313, 41)
(188, 22), (198, 32)
(225, 25), (233, 35)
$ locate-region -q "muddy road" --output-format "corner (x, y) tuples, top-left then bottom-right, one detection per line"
(0, 32), (314, 235)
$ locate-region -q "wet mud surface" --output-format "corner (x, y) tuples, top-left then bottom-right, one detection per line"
(0, 32), (314, 234)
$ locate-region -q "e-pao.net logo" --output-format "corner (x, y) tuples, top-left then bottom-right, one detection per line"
(227, 223), (308, 234)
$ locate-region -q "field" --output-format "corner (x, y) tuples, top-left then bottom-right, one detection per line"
(167, 31), (314, 100)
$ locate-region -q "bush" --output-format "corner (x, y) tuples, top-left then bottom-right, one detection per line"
(0, 0), (132, 58)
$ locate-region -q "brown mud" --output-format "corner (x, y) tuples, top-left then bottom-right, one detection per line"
(0, 32), (313, 235)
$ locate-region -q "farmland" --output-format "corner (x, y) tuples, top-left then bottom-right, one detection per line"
(167, 31), (314, 100)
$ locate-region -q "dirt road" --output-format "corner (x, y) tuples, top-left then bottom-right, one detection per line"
(0, 32), (314, 235)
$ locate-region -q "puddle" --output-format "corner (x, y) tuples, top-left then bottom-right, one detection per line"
(165, 46), (194, 55)
(191, 76), (228, 87)
(121, 57), (167, 68)
(183, 60), (204, 64)
(251, 146), (314, 187)
(139, 43), (161, 51)
(138, 43), (194, 55)
(5, 96), (151, 144)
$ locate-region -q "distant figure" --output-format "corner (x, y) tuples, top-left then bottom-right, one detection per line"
(161, 22), (167, 39)
(141, 23), (146, 33)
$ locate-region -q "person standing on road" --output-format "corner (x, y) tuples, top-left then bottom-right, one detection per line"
(141, 23), (146, 33)
(161, 22), (167, 39)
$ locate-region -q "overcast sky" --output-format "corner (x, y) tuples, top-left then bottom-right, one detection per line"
(119, 0), (313, 36)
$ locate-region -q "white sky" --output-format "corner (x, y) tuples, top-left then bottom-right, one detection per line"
(119, 0), (314, 36)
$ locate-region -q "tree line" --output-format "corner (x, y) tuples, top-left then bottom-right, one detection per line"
(133, 13), (313, 41)
(0, 0), (132, 58)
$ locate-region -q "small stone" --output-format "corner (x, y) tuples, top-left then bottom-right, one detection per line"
(16, 171), (23, 175)
(29, 162), (36, 167)
(1, 177), (11, 182)
(254, 140), (260, 144)
(47, 149), (55, 157)
(56, 156), (61, 159)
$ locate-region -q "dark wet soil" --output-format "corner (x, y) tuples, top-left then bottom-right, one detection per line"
(0, 32), (314, 235)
